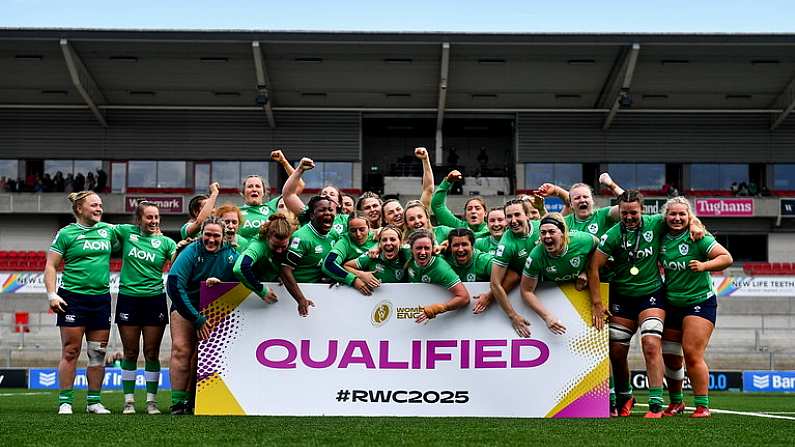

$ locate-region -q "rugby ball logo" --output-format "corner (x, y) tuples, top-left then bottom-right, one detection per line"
(679, 244), (689, 256)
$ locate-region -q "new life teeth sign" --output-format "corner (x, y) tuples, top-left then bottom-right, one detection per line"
(195, 282), (609, 418)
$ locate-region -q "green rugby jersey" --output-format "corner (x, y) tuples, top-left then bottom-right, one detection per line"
(446, 250), (493, 282)
(49, 222), (118, 295)
(233, 236), (283, 297)
(430, 178), (489, 236)
(353, 248), (410, 283)
(597, 214), (666, 296)
(285, 222), (334, 283)
(238, 196), (281, 239)
(233, 234), (251, 253)
(323, 231), (378, 285)
(523, 231), (598, 282)
(660, 231), (719, 306)
(565, 206), (617, 237)
(114, 224), (177, 296)
(474, 235), (500, 255)
(298, 206), (349, 241)
(179, 221), (197, 240)
(432, 225), (455, 244)
(492, 220), (541, 273)
(407, 255), (461, 289)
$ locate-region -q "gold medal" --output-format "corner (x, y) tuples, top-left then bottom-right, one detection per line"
(629, 266), (639, 276)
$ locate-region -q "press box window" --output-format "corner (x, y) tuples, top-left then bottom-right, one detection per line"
(524, 163), (582, 190)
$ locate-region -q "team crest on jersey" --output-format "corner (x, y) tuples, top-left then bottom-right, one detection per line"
(495, 245), (505, 257)
(130, 234), (138, 242)
(679, 244), (689, 256)
(98, 229), (108, 238)
(569, 257), (581, 268)
(260, 206), (270, 215)
(333, 224), (344, 234)
(395, 269), (404, 280)
(290, 238), (301, 249)
(314, 246), (324, 253)
(467, 273), (476, 282)
(421, 274), (430, 283)
(151, 239), (161, 249)
(588, 223), (598, 234)
(643, 231), (653, 243)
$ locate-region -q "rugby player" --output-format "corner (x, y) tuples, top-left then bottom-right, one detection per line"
(322, 211), (378, 295)
(431, 170), (489, 237)
(345, 224), (410, 284)
(233, 214), (295, 303)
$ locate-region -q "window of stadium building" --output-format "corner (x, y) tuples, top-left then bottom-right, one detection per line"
(44, 159), (102, 177)
(0, 159), (18, 179)
(299, 162), (354, 190)
(772, 164), (795, 190)
(689, 164), (748, 191)
(128, 160), (187, 189)
(211, 161), (270, 189)
(606, 163), (665, 191)
(524, 163), (582, 190)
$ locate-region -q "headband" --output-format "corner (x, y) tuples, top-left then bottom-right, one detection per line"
(539, 216), (565, 233)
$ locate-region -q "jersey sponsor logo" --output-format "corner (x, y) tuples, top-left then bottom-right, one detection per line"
(290, 237), (301, 249)
(151, 239), (161, 249)
(98, 229), (108, 238)
(664, 260), (687, 271)
(679, 244), (689, 256)
(495, 245), (505, 257)
(243, 219), (264, 229)
(643, 231), (653, 243)
(83, 240), (110, 251)
(467, 273), (476, 282)
(129, 234), (139, 242)
(637, 246), (654, 259)
(552, 273), (578, 281)
(587, 223), (598, 234)
(128, 247), (155, 263)
(569, 257), (581, 268)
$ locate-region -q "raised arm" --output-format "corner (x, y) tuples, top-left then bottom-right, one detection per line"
(430, 170), (466, 228)
(282, 157), (314, 216)
(184, 182), (219, 238)
(416, 147), (435, 209)
(271, 149), (304, 195)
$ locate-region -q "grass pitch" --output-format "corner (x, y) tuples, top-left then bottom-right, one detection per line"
(1, 389), (794, 446)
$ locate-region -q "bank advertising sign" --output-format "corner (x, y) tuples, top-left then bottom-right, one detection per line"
(29, 367), (170, 390)
(195, 282), (610, 418)
(743, 371), (795, 393)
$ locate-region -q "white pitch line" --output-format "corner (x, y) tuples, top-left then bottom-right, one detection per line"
(636, 403), (795, 421)
(0, 392), (50, 397)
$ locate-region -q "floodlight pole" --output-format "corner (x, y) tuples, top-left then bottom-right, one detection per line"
(435, 42), (450, 165)
(252, 41), (277, 128)
(60, 39), (108, 128)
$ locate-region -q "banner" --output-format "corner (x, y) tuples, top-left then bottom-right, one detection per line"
(743, 371), (795, 393)
(781, 199), (795, 217)
(29, 367), (171, 390)
(0, 272), (163, 295)
(0, 368), (27, 388)
(694, 198), (754, 217)
(712, 276), (795, 297)
(610, 198), (667, 215)
(630, 370), (742, 391)
(195, 282), (609, 418)
(125, 195), (184, 214)
(544, 197), (565, 213)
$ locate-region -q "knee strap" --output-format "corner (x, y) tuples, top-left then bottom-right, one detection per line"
(662, 340), (683, 356)
(87, 341), (106, 367)
(665, 365), (686, 381)
(640, 317), (663, 339)
(609, 323), (634, 346)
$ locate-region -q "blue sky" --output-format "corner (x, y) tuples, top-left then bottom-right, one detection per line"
(1, 0), (794, 32)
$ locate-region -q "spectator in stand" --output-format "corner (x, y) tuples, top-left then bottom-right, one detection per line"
(730, 182), (739, 195)
(53, 171), (65, 192)
(747, 181), (759, 196)
(0, 176), (6, 192)
(74, 172), (86, 191)
(737, 181), (749, 196)
(477, 146), (489, 170)
(96, 168), (107, 193)
(25, 172), (36, 192)
(661, 183), (679, 198)
(86, 172), (96, 192)
(760, 184), (771, 196)
(33, 175), (46, 193)
(43, 173), (54, 192)
(64, 173), (75, 193)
